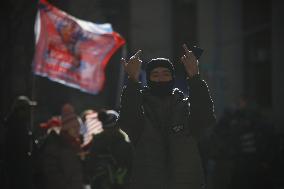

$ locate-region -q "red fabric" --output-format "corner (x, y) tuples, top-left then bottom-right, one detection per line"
(33, 0), (125, 94)
(40, 116), (61, 129)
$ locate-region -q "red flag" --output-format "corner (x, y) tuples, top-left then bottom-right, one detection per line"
(33, 0), (125, 94)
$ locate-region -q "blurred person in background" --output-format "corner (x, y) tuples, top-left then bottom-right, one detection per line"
(82, 109), (132, 189)
(41, 103), (84, 189)
(208, 96), (275, 189)
(4, 96), (36, 189)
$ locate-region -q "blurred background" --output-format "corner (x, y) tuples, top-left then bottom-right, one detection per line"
(0, 0), (284, 188)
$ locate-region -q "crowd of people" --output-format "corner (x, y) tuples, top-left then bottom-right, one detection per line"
(1, 44), (283, 189)
(1, 99), (133, 189)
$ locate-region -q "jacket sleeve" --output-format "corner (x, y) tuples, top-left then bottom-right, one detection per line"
(117, 79), (144, 145)
(187, 74), (216, 140)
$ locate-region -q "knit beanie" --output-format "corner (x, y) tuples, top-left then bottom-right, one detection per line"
(145, 58), (175, 83)
(98, 110), (119, 129)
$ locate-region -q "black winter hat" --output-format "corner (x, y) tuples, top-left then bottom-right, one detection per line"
(146, 58), (175, 82)
(98, 110), (119, 129)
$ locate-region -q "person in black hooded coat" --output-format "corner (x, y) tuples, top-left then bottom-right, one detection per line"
(118, 44), (216, 189)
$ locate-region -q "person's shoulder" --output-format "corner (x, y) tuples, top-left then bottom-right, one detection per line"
(46, 131), (60, 141)
(42, 132), (62, 152)
(46, 131), (66, 147)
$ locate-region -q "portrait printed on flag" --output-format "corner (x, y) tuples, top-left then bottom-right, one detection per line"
(33, 0), (125, 94)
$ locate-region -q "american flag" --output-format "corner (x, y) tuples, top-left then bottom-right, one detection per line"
(81, 111), (103, 147)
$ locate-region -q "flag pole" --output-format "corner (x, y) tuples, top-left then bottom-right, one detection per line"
(27, 69), (37, 157)
(115, 44), (127, 109)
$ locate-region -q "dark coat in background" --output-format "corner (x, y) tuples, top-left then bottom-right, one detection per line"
(41, 131), (83, 189)
(4, 99), (33, 189)
(83, 128), (133, 189)
(118, 75), (216, 189)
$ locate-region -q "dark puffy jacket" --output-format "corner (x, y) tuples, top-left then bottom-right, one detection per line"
(118, 75), (216, 189)
(83, 128), (133, 189)
(41, 131), (84, 189)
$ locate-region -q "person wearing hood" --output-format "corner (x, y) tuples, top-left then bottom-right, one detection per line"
(118, 44), (216, 189)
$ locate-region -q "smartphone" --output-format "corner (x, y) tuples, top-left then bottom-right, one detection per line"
(191, 46), (204, 59)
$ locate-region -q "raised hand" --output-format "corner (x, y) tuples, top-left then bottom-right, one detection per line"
(121, 50), (142, 82)
(180, 44), (199, 78)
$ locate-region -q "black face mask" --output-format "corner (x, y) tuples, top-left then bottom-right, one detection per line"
(148, 80), (174, 97)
